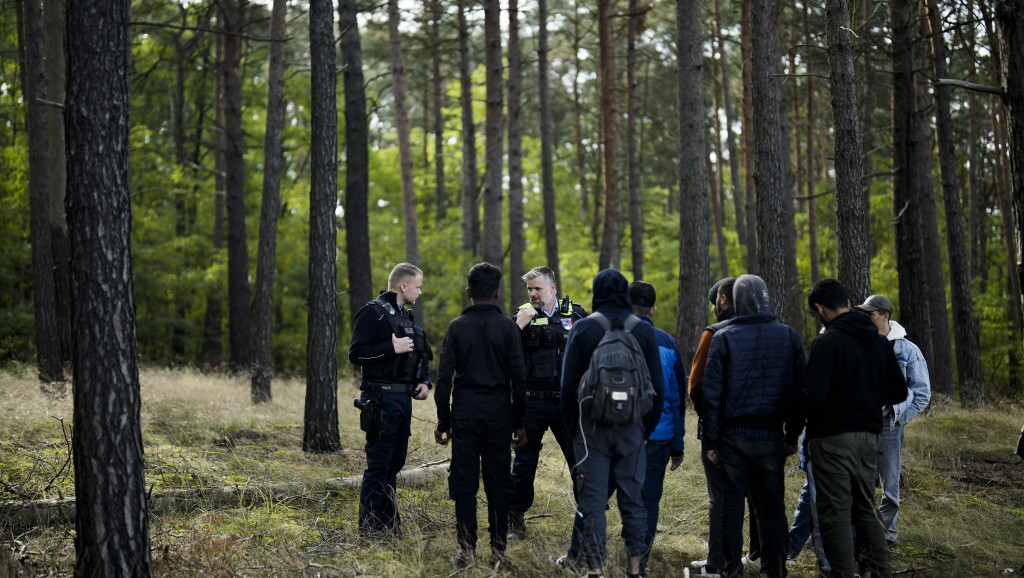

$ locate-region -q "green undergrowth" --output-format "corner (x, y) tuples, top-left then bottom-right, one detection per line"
(0, 368), (1022, 576)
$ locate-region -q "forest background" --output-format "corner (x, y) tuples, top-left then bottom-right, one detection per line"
(4, 1), (1024, 417)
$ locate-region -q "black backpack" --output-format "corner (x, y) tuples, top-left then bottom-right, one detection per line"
(577, 312), (655, 425)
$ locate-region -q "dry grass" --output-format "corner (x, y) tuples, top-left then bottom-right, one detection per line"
(0, 367), (1022, 576)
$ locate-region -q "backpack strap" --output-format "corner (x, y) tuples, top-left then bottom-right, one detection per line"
(623, 314), (641, 332)
(370, 297), (407, 338)
(589, 311), (611, 332)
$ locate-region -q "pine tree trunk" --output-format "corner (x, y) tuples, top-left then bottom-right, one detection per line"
(201, 27), (227, 368)
(430, 0), (446, 224)
(676, 0), (711, 369)
(20, 0), (63, 386)
(387, 0), (419, 266)
(339, 0), (372, 325)
(537, 0), (560, 286)
(925, 0), (984, 405)
(44, 0), (71, 369)
(740, 0), (758, 274)
(997, 0), (1024, 354)
(251, 0), (286, 405)
(597, 0), (619, 270)
(890, 0), (932, 367)
(914, 50), (953, 398)
(65, 0), (153, 570)
(304, 0), (340, 453)
(826, 0), (871, 304)
(750, 0), (787, 321)
(507, 0), (525, 309)
(775, 15), (801, 327)
(480, 0), (504, 269)
(222, 0), (252, 373)
(627, 0), (643, 280)
(805, 0), (819, 284)
(708, 124), (729, 278)
(458, 0), (479, 257)
(713, 0), (747, 257)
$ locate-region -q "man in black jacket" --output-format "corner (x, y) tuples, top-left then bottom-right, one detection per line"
(348, 263), (432, 539)
(434, 262), (528, 569)
(805, 279), (907, 578)
(559, 269), (664, 578)
(702, 274), (806, 578)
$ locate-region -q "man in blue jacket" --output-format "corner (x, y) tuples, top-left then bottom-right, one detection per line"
(628, 281), (686, 569)
(854, 293), (931, 545)
(559, 269), (664, 578)
(702, 274), (806, 578)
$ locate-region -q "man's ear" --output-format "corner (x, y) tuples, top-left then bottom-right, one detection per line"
(465, 287), (472, 299)
(492, 289), (500, 300)
(651, 305), (658, 315)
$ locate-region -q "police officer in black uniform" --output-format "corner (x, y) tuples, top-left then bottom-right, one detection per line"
(349, 262), (432, 539)
(508, 266), (587, 539)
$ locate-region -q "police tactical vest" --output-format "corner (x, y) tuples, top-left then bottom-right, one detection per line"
(519, 301), (582, 389)
(370, 296), (428, 383)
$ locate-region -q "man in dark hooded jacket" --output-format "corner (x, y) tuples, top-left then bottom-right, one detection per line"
(559, 269), (664, 578)
(805, 278), (907, 578)
(701, 274), (806, 578)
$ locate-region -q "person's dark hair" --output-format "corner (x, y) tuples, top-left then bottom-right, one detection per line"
(808, 278), (848, 312)
(719, 278), (736, 305)
(468, 262), (502, 299)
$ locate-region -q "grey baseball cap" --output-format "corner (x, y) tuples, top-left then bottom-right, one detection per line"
(854, 294), (893, 313)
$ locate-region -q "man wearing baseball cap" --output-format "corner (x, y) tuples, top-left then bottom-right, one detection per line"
(854, 294), (932, 546)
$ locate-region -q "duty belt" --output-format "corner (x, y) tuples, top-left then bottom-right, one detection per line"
(526, 390), (561, 401)
(362, 381), (416, 395)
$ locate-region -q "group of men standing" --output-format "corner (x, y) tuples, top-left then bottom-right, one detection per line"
(348, 262), (931, 578)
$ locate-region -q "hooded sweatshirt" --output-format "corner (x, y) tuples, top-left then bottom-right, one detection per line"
(805, 310), (907, 438)
(560, 269), (665, 437)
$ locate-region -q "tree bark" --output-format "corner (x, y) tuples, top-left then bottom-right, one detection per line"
(201, 26), (227, 368)
(997, 0), (1024, 353)
(676, 0), (711, 370)
(430, 0), (446, 224)
(481, 0), (504, 268)
(804, 0), (820, 284)
(775, 14), (801, 328)
(65, 0), (153, 570)
(627, 0), (643, 280)
(221, 0), (252, 373)
(339, 0), (372, 326)
(538, 0), (560, 287)
(913, 34), (953, 398)
(740, 0), (758, 274)
(713, 0), (747, 257)
(827, 0), (871, 304)
(251, 0), (287, 405)
(597, 0), (619, 270)
(507, 0), (525, 308)
(890, 0), (932, 367)
(709, 113), (729, 278)
(387, 0), (419, 266)
(750, 0), (787, 321)
(457, 0), (479, 257)
(925, 0), (984, 405)
(44, 0), (71, 369)
(304, 0), (340, 453)
(20, 0), (63, 385)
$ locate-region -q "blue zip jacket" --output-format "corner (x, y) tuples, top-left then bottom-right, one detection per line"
(638, 315), (685, 452)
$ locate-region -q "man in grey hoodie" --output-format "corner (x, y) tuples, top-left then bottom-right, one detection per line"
(854, 294), (931, 545)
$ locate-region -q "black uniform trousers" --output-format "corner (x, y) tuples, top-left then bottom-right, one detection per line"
(449, 416), (513, 552)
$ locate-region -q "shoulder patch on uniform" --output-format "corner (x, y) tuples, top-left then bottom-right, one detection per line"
(561, 318), (573, 330)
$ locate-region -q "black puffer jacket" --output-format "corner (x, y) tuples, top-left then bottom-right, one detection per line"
(700, 275), (807, 451)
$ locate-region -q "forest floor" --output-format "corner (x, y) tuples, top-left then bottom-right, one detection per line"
(0, 367), (1021, 577)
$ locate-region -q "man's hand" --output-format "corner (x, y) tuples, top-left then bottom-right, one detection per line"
(392, 333), (415, 354)
(435, 428), (450, 445)
(512, 428), (528, 448)
(705, 449), (719, 466)
(669, 454), (684, 471)
(413, 383), (430, 400)
(514, 306), (538, 329)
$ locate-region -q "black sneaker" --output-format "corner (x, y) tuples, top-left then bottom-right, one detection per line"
(508, 510), (526, 540)
(450, 550), (475, 568)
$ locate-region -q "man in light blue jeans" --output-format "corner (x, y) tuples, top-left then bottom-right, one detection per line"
(855, 294), (932, 545)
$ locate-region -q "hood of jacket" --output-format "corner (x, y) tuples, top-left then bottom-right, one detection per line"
(733, 274), (772, 316)
(887, 319), (907, 341)
(826, 310), (880, 343)
(591, 269), (631, 312)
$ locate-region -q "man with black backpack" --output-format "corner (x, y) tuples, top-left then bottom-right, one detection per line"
(558, 269), (664, 578)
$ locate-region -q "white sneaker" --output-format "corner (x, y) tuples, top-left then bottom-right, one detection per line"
(742, 555), (761, 571)
(689, 559), (707, 569)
